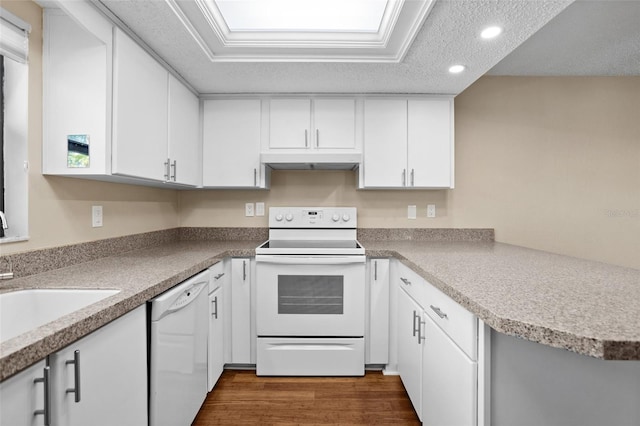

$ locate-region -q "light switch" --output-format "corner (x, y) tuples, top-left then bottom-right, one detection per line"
(256, 202), (265, 216)
(408, 205), (417, 220)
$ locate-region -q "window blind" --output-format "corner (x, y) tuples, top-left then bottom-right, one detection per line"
(0, 8), (31, 64)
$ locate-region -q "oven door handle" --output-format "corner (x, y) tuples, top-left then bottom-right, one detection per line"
(255, 255), (366, 265)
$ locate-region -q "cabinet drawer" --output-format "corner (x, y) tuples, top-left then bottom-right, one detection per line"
(209, 261), (226, 292)
(397, 263), (430, 308)
(423, 282), (477, 361)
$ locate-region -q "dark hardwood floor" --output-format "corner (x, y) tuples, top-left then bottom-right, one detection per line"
(192, 370), (420, 425)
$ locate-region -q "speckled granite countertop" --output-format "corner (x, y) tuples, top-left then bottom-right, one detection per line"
(2, 238), (639, 381)
(0, 240), (260, 381)
(364, 240), (640, 361)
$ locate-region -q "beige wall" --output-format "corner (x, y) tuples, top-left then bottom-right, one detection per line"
(180, 77), (640, 269)
(1, 0), (179, 255)
(3, 1), (639, 269)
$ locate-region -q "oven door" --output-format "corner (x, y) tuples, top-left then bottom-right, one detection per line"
(255, 255), (366, 337)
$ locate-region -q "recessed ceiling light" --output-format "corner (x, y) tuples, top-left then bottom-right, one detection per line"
(448, 65), (465, 74)
(481, 26), (502, 39)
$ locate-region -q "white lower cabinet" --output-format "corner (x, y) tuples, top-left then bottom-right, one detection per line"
(208, 285), (224, 391)
(397, 286), (424, 419)
(0, 305), (147, 426)
(230, 258), (252, 364)
(49, 305), (147, 426)
(0, 359), (47, 426)
(367, 258), (390, 364)
(422, 314), (477, 426)
(396, 261), (479, 425)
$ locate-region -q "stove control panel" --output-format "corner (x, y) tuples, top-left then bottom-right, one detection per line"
(269, 207), (357, 228)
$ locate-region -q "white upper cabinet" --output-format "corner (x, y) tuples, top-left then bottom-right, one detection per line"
(361, 98), (454, 189)
(312, 99), (356, 149)
(43, 10), (199, 188)
(202, 99), (266, 188)
(362, 99), (408, 187)
(408, 99), (453, 188)
(268, 98), (357, 151)
(112, 28), (169, 182)
(269, 99), (312, 149)
(168, 75), (200, 186)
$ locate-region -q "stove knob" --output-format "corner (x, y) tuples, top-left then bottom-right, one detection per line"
(342, 214), (351, 222)
(332, 214), (340, 222)
(275, 214), (284, 222)
(285, 213), (294, 222)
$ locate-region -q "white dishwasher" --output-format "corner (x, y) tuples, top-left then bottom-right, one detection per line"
(149, 270), (209, 426)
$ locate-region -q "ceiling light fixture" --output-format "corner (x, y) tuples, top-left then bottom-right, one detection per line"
(448, 64), (465, 74)
(480, 26), (502, 39)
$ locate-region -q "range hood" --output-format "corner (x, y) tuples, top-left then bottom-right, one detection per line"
(261, 153), (361, 170)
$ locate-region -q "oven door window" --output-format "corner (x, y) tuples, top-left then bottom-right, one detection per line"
(278, 275), (343, 315)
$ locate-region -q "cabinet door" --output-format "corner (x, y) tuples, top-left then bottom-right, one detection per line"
(313, 99), (356, 149)
(0, 360), (47, 426)
(208, 286), (224, 391)
(408, 99), (453, 188)
(168, 75), (199, 186)
(367, 258), (390, 364)
(397, 287), (423, 420)
(112, 28), (168, 181)
(422, 314), (477, 426)
(230, 258), (251, 363)
(203, 99), (262, 187)
(49, 305), (147, 426)
(363, 99), (408, 187)
(269, 99), (311, 149)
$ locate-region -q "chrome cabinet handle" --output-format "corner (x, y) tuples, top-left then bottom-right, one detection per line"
(305, 129), (308, 147)
(418, 318), (426, 342)
(214, 273), (225, 280)
(410, 169), (414, 186)
(374, 261), (378, 281)
(212, 296), (218, 319)
(163, 158), (170, 181)
(170, 160), (177, 181)
(400, 277), (411, 285)
(254, 168), (257, 186)
(430, 305), (448, 319)
(34, 366), (51, 426)
(65, 350), (81, 402)
(242, 260), (247, 281)
(402, 169), (406, 186)
(316, 129), (319, 147)
(412, 310), (419, 337)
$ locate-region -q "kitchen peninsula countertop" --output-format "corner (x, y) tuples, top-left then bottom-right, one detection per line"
(2, 238), (639, 380)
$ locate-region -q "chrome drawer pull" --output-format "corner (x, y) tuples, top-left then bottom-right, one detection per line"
(430, 305), (448, 319)
(412, 310), (419, 337)
(400, 277), (411, 285)
(214, 273), (225, 280)
(419, 319), (426, 342)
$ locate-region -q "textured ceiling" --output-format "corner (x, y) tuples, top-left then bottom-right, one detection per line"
(489, 0), (640, 76)
(96, 0), (573, 95)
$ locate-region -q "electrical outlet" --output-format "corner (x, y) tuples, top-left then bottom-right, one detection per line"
(245, 203), (255, 217)
(427, 204), (436, 218)
(256, 202), (265, 216)
(408, 205), (417, 220)
(92, 205), (103, 227)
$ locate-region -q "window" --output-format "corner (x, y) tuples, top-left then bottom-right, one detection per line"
(0, 8), (30, 243)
